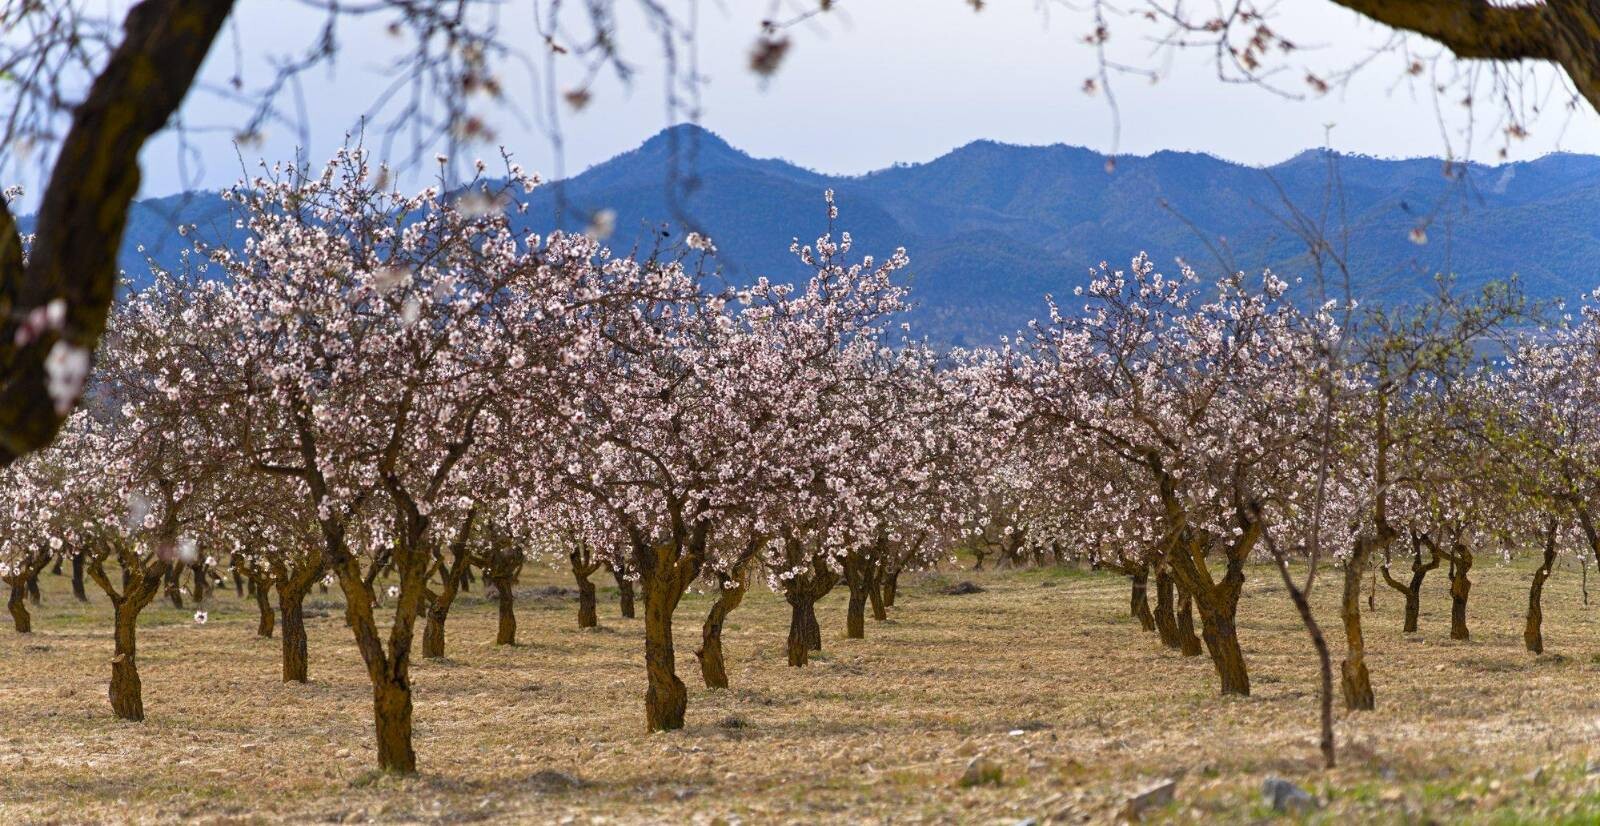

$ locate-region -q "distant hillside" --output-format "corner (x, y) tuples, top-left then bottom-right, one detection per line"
(60, 124), (1600, 345)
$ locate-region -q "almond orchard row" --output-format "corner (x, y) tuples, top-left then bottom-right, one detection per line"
(2, 147), (1597, 775)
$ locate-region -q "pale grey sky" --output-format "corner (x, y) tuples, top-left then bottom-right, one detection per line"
(133, 0), (1600, 200)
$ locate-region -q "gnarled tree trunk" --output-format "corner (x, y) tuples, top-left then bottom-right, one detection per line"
(1339, 538), (1375, 711)
(570, 549), (600, 630)
(422, 511), (477, 659)
(1447, 546), (1473, 641)
(640, 545), (693, 732)
(1525, 521), (1560, 654)
(1152, 567), (1181, 650)
(843, 548), (878, 640)
(1175, 588), (1203, 657)
(253, 579), (275, 639)
(696, 561), (752, 689)
(6, 575), (31, 633)
(1129, 564), (1156, 632)
(1381, 539), (1439, 635)
(492, 575), (517, 645)
(613, 568), (636, 618)
(277, 580), (310, 682)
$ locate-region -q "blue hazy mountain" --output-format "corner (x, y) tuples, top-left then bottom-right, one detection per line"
(77, 124), (1600, 345)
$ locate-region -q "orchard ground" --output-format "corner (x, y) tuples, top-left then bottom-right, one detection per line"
(6, 559), (1600, 824)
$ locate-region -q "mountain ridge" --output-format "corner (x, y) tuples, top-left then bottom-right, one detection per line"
(40, 124), (1600, 344)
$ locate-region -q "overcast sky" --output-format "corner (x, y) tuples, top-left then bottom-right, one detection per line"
(128, 0), (1600, 201)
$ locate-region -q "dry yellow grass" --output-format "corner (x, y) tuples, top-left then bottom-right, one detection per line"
(5, 556), (1600, 824)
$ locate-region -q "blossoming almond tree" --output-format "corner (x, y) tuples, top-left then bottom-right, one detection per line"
(171, 147), (584, 773)
(1018, 255), (1335, 696)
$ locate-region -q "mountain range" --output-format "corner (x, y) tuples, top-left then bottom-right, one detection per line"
(49, 124), (1600, 345)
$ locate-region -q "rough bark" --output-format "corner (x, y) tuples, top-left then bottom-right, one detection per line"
(868, 570), (887, 621)
(1175, 589), (1203, 657)
(843, 548), (878, 640)
(87, 554), (168, 723)
(1197, 603), (1250, 695)
(70, 551), (88, 602)
(254, 580), (275, 638)
(1330, 0), (1600, 117)
(882, 569), (900, 607)
(570, 550), (600, 630)
(786, 594), (815, 667)
(614, 568), (636, 618)
(492, 575), (518, 645)
(422, 511), (477, 659)
(1526, 521), (1559, 654)
(1152, 567), (1182, 650)
(641, 543), (694, 732)
(1381, 538), (1440, 634)
(1339, 538), (1376, 711)
(1129, 565), (1156, 632)
(1447, 547), (1474, 641)
(278, 583), (310, 682)
(6, 576), (30, 633)
(0, 0), (237, 464)
(695, 563), (751, 689)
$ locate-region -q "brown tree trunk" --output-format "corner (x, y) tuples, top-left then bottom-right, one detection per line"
(1526, 526), (1558, 654)
(492, 575), (517, 645)
(1340, 540), (1375, 711)
(696, 572), (748, 689)
(71, 551), (88, 602)
(1152, 568), (1181, 649)
(844, 550), (874, 640)
(868, 570), (887, 621)
(614, 569), (636, 618)
(786, 595), (813, 667)
(1449, 550), (1473, 641)
(190, 561), (208, 604)
(882, 569), (900, 607)
(804, 598), (822, 652)
(278, 582), (310, 682)
(6, 576), (30, 633)
(254, 581), (275, 638)
(164, 563), (184, 609)
(572, 558), (598, 629)
(1175, 589), (1203, 657)
(1130, 566), (1156, 632)
(846, 583), (868, 639)
(332, 559), (418, 774)
(25, 569), (40, 605)
(372, 674), (414, 774)
(110, 599), (145, 721)
(1197, 603), (1250, 696)
(641, 554), (690, 732)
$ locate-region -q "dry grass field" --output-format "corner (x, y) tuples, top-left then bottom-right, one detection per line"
(6, 556), (1600, 824)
